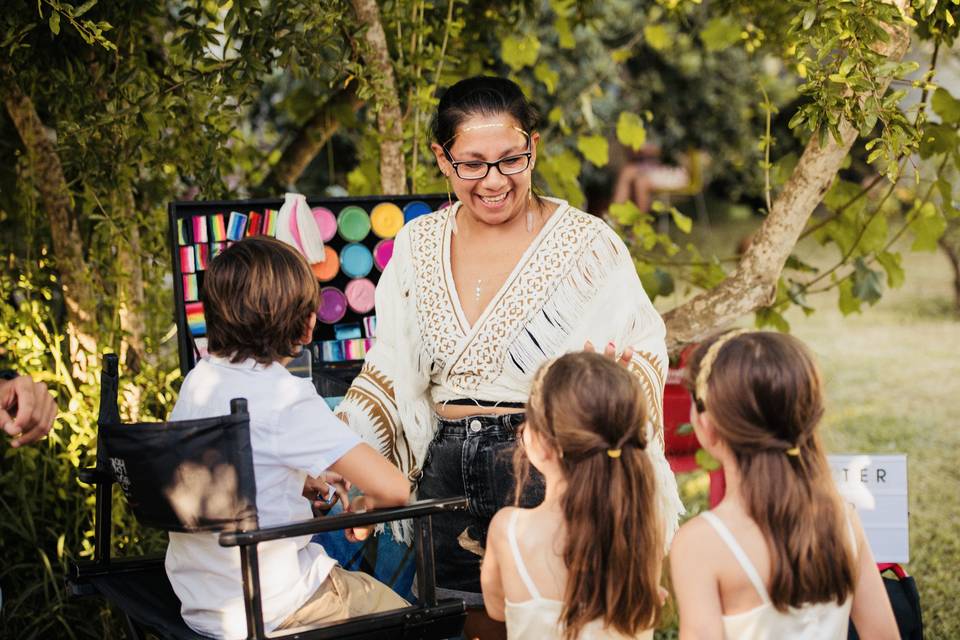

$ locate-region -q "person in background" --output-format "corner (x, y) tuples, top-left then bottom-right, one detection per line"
(670, 330), (897, 640)
(481, 352), (664, 639)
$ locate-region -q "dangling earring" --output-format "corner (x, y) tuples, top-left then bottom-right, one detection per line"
(446, 175), (459, 236)
(526, 185), (535, 232)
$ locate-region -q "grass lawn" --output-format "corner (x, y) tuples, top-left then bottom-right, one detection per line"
(654, 219), (960, 638)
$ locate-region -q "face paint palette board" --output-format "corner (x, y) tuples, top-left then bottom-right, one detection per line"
(168, 194), (445, 394)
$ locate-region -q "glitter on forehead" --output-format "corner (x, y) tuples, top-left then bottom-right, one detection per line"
(443, 124), (529, 148)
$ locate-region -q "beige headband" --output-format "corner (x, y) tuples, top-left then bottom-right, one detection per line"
(694, 329), (751, 409)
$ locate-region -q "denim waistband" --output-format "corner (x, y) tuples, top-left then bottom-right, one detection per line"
(434, 411), (525, 439)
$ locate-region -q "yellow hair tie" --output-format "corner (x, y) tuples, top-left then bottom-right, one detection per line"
(606, 448), (622, 459)
(786, 447), (800, 457)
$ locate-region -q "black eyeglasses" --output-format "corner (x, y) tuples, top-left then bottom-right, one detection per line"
(442, 148), (532, 180)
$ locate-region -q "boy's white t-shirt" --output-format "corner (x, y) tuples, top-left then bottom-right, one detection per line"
(165, 355), (362, 639)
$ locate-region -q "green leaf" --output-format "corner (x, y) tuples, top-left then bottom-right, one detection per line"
(700, 16), (741, 52)
(670, 208), (693, 233)
(533, 62), (559, 95)
(858, 213), (888, 254)
(643, 24), (672, 52)
(695, 448), (721, 471)
(638, 267), (674, 299)
(852, 258), (883, 305)
(576, 135), (609, 167)
(49, 12), (60, 35)
(615, 112), (647, 152)
(918, 123), (957, 158)
(802, 7), (817, 30)
(932, 87), (960, 124)
(538, 149), (585, 208)
(500, 34), (540, 71)
(609, 201), (643, 225)
(556, 16), (575, 49)
(755, 306), (790, 332)
(838, 278), (862, 316)
(910, 202), (947, 251)
(876, 251), (905, 289)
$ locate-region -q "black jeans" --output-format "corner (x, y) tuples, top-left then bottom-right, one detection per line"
(417, 412), (545, 605)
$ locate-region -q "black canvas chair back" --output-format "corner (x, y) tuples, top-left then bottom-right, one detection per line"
(100, 399), (258, 533)
(69, 354), (467, 640)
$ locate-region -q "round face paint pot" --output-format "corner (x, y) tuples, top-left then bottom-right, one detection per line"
(345, 278), (376, 314)
(373, 239), (394, 271)
(340, 242), (374, 279)
(402, 200), (432, 223)
(370, 202), (404, 238)
(311, 207), (337, 242)
(338, 205), (371, 242)
(317, 287), (347, 324)
(311, 246), (340, 282)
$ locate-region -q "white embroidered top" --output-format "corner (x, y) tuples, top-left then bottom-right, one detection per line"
(336, 198), (683, 543)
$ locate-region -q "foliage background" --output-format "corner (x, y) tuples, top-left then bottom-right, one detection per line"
(1, 0), (958, 637)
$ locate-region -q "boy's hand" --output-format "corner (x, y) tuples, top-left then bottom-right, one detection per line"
(303, 472), (352, 513)
(344, 495), (375, 543)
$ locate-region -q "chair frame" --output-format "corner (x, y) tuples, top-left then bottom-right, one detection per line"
(68, 354), (469, 640)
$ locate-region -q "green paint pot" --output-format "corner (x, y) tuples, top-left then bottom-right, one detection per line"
(338, 206), (371, 242)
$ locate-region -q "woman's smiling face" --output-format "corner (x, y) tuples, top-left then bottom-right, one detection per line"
(432, 113), (539, 227)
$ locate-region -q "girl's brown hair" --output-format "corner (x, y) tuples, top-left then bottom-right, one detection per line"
(517, 352), (662, 639)
(202, 236), (319, 365)
(684, 331), (856, 611)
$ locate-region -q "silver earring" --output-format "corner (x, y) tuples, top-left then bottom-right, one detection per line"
(526, 187), (534, 232)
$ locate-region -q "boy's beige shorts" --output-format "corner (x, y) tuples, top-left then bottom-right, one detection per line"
(276, 566), (409, 631)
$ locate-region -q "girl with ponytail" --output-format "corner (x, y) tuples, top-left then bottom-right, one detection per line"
(670, 330), (897, 639)
(481, 351), (663, 639)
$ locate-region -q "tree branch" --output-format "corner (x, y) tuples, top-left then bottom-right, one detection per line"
(351, 0), (407, 194)
(662, 3), (912, 354)
(256, 87), (361, 194)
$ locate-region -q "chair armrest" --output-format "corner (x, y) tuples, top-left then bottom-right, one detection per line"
(78, 466), (113, 485)
(218, 497), (468, 547)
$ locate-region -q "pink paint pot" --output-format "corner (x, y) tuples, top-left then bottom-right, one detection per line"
(312, 206), (337, 242)
(373, 239), (394, 271)
(345, 278), (376, 314)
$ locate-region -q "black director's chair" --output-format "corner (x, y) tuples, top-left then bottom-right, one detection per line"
(68, 354), (468, 639)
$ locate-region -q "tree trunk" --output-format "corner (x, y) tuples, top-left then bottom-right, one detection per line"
(351, 0), (407, 194)
(256, 88), (361, 195)
(662, 4), (911, 354)
(940, 231), (960, 316)
(116, 189), (146, 374)
(2, 68), (99, 361)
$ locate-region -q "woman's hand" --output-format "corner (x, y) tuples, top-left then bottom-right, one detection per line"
(583, 340), (634, 368)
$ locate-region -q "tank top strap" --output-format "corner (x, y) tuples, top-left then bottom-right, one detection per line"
(507, 509), (543, 600)
(701, 512), (771, 606)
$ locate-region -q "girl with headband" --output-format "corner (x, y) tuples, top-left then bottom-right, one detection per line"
(481, 352), (664, 639)
(670, 330), (897, 639)
(333, 75), (681, 637)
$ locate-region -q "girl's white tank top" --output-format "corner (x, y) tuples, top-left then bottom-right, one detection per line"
(700, 511), (854, 640)
(503, 509), (653, 640)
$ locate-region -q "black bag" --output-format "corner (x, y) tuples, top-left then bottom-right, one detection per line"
(849, 564), (923, 640)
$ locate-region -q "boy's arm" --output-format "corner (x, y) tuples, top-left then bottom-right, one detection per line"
(327, 442), (409, 508)
(480, 509), (510, 622)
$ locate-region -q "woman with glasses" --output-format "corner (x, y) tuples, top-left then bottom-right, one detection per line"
(334, 76), (682, 638)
